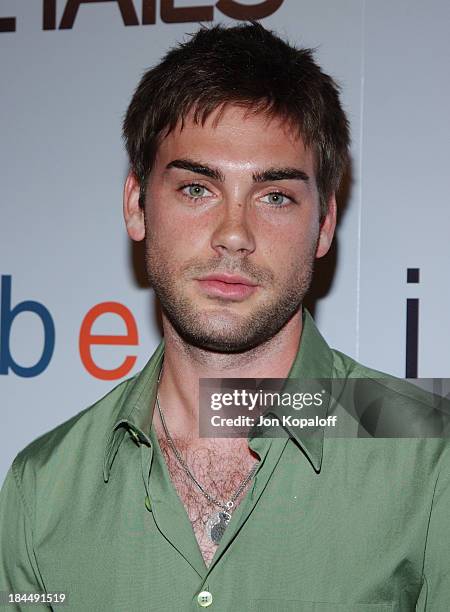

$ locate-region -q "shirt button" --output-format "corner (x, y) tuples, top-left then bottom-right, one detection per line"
(197, 591), (213, 607)
(144, 496), (152, 512)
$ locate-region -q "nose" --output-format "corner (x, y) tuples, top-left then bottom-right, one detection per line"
(210, 200), (256, 257)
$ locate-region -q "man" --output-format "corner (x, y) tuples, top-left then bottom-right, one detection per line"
(1, 22), (449, 611)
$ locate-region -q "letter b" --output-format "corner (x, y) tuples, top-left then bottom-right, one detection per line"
(0, 275), (55, 377)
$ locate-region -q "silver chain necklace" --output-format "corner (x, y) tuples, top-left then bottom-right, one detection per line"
(155, 388), (258, 545)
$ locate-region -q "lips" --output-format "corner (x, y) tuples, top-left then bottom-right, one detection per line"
(196, 273), (258, 300)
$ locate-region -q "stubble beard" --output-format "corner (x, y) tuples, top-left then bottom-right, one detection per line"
(145, 239), (317, 354)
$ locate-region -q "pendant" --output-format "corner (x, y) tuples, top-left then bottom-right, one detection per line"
(206, 511), (231, 544)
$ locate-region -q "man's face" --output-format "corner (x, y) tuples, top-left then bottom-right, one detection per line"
(124, 105), (335, 352)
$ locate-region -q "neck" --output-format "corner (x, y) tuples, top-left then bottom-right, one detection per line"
(155, 308), (303, 442)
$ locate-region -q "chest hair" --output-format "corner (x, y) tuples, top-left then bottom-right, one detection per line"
(157, 435), (259, 566)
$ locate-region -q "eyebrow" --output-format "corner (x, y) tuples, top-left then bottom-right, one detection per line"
(165, 159), (310, 183)
(253, 167), (310, 183)
(166, 159), (224, 182)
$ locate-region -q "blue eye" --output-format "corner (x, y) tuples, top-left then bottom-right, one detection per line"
(182, 184), (211, 199)
(261, 192), (291, 206)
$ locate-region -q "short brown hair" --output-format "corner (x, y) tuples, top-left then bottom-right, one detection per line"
(123, 22), (350, 218)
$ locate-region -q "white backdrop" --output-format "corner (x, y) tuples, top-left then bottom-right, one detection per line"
(1, 0), (449, 482)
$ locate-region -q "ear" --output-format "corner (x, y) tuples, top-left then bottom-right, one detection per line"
(315, 194), (337, 259)
(123, 171), (145, 241)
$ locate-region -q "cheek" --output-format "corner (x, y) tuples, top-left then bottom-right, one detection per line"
(148, 185), (219, 240)
(144, 196), (210, 263)
(260, 218), (318, 262)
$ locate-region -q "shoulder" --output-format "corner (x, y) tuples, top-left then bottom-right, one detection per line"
(331, 347), (402, 380)
(6, 339), (165, 503)
(10, 375), (137, 488)
(330, 348), (450, 454)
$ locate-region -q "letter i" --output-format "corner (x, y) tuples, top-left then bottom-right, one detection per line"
(406, 268), (420, 378)
(43, 0), (56, 30)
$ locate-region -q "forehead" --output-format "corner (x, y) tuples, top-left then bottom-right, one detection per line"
(154, 105), (315, 174)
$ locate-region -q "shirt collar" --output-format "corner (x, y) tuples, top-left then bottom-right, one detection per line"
(275, 307), (333, 472)
(103, 308), (333, 481)
(103, 340), (165, 482)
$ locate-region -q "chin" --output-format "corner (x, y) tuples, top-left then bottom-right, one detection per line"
(180, 332), (265, 354)
(159, 287), (302, 353)
(172, 314), (278, 354)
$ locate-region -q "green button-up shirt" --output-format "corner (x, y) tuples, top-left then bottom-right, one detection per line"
(1, 310), (449, 611)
